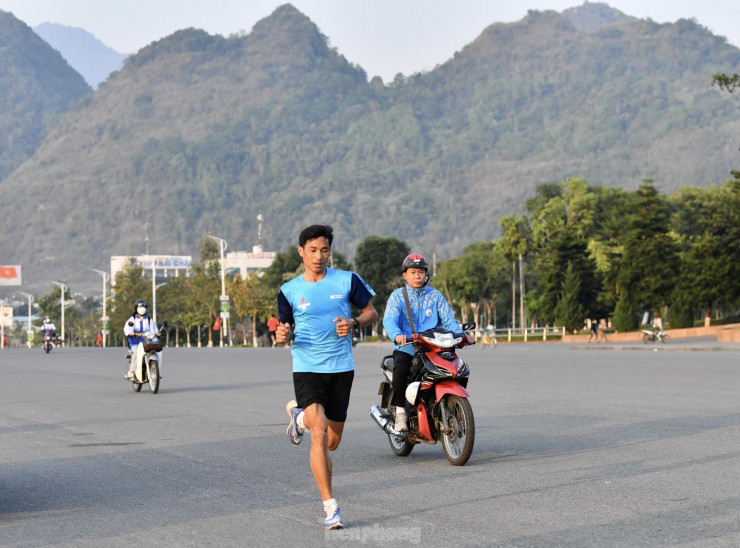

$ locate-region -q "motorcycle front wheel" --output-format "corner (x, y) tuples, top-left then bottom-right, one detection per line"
(441, 395), (475, 466)
(132, 381), (142, 392)
(148, 360), (159, 394)
(661, 334), (671, 344)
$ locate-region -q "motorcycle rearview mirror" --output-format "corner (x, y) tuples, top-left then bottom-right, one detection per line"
(128, 321), (134, 326)
(462, 322), (476, 332)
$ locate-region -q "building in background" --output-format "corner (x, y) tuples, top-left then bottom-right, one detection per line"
(224, 245), (276, 279)
(110, 255), (192, 285)
(110, 246), (275, 284)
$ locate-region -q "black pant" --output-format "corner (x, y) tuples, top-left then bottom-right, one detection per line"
(391, 350), (414, 407)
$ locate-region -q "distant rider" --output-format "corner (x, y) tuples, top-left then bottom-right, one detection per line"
(382, 254), (461, 432)
(123, 300), (158, 380)
(41, 317), (57, 339)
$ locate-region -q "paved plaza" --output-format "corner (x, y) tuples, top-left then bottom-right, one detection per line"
(1, 340), (738, 547)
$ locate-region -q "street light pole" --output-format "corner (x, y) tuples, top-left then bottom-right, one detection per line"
(20, 292), (33, 348)
(92, 269), (110, 347)
(207, 235), (228, 348)
(153, 282), (167, 324)
(52, 281), (67, 346)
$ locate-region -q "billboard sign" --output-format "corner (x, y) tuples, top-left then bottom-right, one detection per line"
(0, 307), (12, 327)
(0, 265), (21, 286)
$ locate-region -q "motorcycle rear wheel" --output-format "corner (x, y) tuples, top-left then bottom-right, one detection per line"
(148, 360), (159, 394)
(441, 395), (475, 466)
(642, 333), (654, 344)
(386, 408), (413, 456)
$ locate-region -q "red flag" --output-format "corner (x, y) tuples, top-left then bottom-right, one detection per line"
(0, 265), (21, 286)
(213, 317), (221, 331)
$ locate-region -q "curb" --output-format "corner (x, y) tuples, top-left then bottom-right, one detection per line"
(571, 345), (740, 352)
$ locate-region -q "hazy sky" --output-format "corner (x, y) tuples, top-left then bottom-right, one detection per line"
(1, 1), (738, 82)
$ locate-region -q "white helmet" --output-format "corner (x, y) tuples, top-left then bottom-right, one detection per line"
(405, 381), (421, 405)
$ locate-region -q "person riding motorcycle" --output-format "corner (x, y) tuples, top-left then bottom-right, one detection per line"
(123, 300), (158, 380)
(382, 254), (461, 432)
(41, 317), (57, 338)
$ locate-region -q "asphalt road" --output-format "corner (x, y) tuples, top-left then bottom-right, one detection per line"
(1, 342), (738, 547)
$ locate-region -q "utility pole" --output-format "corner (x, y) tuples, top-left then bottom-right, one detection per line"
(93, 269), (110, 347)
(20, 292), (33, 348)
(52, 281), (67, 346)
(207, 235), (228, 348)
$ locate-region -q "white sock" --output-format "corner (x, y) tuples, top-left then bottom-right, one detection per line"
(323, 498), (338, 515)
(396, 406), (406, 416)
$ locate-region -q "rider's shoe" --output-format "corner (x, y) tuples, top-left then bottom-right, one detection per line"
(394, 411), (408, 432)
(323, 506), (344, 530)
(286, 400), (304, 445)
(126, 371), (135, 380)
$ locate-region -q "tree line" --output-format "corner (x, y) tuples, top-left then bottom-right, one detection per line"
(22, 176), (738, 347)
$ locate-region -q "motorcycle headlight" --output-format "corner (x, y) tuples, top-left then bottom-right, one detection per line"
(421, 332), (462, 348)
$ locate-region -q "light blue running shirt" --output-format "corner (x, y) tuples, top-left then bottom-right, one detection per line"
(278, 268), (375, 373)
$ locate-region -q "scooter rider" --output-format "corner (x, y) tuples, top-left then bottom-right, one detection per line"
(41, 316), (57, 338)
(382, 254), (461, 432)
(123, 300), (158, 380)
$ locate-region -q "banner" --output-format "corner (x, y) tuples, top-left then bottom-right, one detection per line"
(0, 265), (21, 286)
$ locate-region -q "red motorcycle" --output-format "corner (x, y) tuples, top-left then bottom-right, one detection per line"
(370, 323), (476, 465)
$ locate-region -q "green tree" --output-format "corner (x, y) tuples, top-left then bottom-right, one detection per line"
(670, 180), (739, 325)
(616, 181), (679, 323)
(554, 262), (585, 333)
(354, 235), (409, 324)
(539, 229), (601, 326)
(612, 288), (639, 332)
(435, 241), (508, 326)
(190, 239), (222, 347)
(712, 73), (740, 93)
(156, 275), (194, 346)
(229, 271), (273, 346)
(109, 262), (151, 347)
(498, 214), (529, 329)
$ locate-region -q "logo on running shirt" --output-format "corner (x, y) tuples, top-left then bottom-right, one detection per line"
(298, 296), (310, 310)
(330, 295), (343, 299)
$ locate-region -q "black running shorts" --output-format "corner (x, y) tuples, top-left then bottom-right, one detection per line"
(293, 370), (354, 423)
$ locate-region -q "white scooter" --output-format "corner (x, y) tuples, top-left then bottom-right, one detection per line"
(642, 325), (671, 344)
(126, 321), (166, 393)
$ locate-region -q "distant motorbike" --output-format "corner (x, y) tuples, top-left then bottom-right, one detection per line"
(642, 326), (671, 344)
(42, 332), (58, 353)
(370, 323), (476, 466)
(126, 321), (166, 393)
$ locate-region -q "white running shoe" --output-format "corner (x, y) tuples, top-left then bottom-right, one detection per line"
(394, 411), (407, 432)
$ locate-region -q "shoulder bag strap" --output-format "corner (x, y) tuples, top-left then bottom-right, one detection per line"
(402, 285), (416, 335)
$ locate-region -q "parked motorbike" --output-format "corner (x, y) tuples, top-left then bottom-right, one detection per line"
(642, 326), (671, 344)
(42, 332), (58, 353)
(126, 321), (166, 393)
(370, 322), (476, 466)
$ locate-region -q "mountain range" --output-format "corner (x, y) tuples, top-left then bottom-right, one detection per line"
(0, 10), (90, 182)
(1, 2), (739, 293)
(33, 22), (129, 89)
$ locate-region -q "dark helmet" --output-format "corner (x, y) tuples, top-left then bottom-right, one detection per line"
(134, 300), (148, 312)
(402, 254), (429, 272)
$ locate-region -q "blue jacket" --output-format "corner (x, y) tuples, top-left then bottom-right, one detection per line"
(383, 284), (460, 355)
(123, 314), (157, 348)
